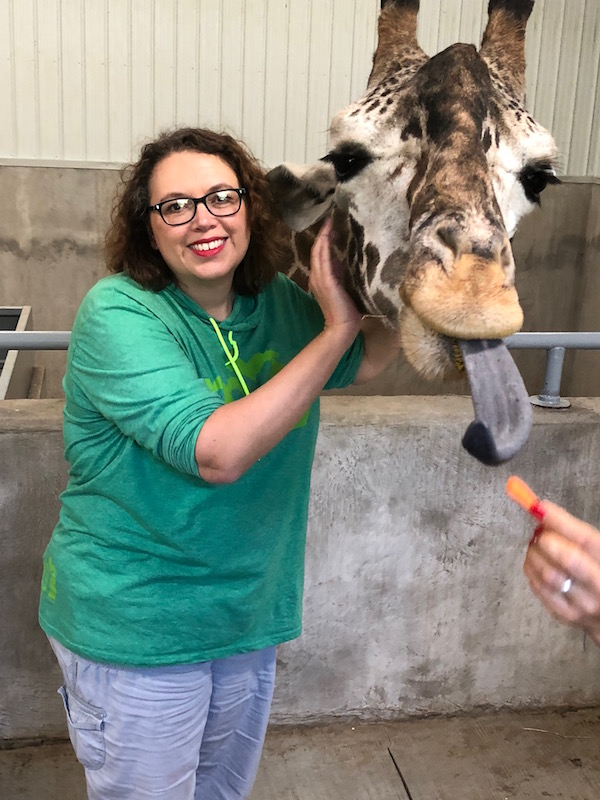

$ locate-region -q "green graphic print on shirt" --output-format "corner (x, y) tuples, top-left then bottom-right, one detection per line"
(205, 349), (281, 402)
(205, 349), (310, 427)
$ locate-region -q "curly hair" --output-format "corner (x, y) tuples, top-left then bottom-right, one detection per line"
(105, 128), (289, 296)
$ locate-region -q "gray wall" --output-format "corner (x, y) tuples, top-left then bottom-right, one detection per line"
(2, 397), (600, 742)
(0, 165), (599, 399)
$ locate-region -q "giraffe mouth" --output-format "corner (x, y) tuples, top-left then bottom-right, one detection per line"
(457, 339), (532, 466)
(398, 309), (531, 464)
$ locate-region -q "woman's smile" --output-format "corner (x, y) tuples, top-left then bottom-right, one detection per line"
(188, 237), (227, 257)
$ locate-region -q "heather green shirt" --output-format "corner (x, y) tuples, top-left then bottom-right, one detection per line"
(39, 273), (363, 666)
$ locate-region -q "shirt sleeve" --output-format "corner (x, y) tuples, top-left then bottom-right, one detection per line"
(66, 286), (223, 477)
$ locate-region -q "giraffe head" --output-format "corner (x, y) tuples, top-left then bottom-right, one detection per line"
(268, 0), (558, 465)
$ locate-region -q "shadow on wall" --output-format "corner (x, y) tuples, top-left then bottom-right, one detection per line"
(0, 168), (599, 399)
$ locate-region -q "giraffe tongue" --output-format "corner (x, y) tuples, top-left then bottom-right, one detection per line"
(458, 339), (532, 466)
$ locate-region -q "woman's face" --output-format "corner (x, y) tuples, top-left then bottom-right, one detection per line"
(148, 150), (251, 300)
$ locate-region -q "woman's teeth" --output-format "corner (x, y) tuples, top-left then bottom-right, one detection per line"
(190, 239), (225, 252)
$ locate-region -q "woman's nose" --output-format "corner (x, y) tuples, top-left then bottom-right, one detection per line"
(190, 200), (215, 226)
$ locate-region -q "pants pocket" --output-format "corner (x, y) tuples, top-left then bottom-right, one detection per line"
(58, 684), (106, 770)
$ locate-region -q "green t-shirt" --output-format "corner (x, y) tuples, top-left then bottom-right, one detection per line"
(39, 272), (363, 667)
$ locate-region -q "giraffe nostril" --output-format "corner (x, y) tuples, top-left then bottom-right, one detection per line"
(480, 232), (514, 271)
(500, 242), (513, 270)
(436, 224), (460, 256)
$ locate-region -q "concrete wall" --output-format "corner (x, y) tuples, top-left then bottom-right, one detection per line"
(2, 397), (600, 742)
(0, 166), (119, 399)
(1, 166), (599, 400)
(571, 184), (600, 396)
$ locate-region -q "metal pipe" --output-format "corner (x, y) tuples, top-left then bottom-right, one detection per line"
(2, 330), (599, 351)
(505, 332), (600, 349)
(529, 346), (571, 409)
(1, 330), (599, 410)
(0, 332), (71, 350)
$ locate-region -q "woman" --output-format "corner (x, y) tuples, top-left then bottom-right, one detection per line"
(524, 497), (600, 648)
(39, 127), (400, 799)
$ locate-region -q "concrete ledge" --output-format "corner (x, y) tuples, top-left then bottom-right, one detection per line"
(321, 394), (600, 425)
(2, 397), (600, 740)
(0, 399), (64, 431)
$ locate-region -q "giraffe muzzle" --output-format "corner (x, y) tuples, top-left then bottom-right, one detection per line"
(403, 253), (524, 340)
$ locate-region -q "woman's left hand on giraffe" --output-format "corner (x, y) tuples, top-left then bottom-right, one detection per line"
(308, 218), (362, 339)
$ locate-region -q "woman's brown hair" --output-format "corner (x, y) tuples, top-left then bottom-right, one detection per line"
(105, 128), (288, 295)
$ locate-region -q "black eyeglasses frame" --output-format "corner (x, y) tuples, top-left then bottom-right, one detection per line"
(148, 188), (247, 226)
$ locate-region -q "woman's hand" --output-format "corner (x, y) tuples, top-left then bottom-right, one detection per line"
(308, 219), (362, 340)
(309, 218), (403, 385)
(523, 500), (600, 646)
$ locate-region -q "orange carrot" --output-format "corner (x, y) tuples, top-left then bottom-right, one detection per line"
(506, 475), (545, 521)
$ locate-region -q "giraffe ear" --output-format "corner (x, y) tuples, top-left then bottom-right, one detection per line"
(480, 0), (535, 100)
(369, 0), (425, 88)
(267, 162), (336, 232)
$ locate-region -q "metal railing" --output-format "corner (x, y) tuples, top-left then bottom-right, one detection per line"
(0, 332), (71, 350)
(504, 332), (600, 409)
(1, 330), (600, 409)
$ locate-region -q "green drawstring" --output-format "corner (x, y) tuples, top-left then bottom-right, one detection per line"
(208, 317), (250, 397)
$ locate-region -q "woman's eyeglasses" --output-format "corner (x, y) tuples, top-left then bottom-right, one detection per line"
(148, 188), (247, 226)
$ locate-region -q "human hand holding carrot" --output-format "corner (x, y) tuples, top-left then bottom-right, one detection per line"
(507, 476), (600, 647)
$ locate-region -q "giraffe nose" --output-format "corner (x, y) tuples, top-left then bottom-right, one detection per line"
(435, 222), (513, 271)
(401, 218), (522, 339)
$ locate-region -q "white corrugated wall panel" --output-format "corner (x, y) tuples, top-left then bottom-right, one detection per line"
(106, 1), (132, 163)
(10, 0), (38, 158)
(1, 1), (15, 155)
(576, 0), (600, 177)
(37, 0), (63, 159)
(526, 0), (600, 178)
(1, 0), (379, 166)
(1, 0), (598, 176)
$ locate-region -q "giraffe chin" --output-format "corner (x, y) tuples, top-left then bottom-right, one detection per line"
(399, 307), (463, 381)
(400, 308), (532, 465)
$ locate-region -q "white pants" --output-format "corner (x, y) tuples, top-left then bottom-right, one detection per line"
(48, 637), (277, 799)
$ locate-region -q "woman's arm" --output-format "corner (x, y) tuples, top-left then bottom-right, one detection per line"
(353, 317), (402, 385)
(195, 219), (364, 484)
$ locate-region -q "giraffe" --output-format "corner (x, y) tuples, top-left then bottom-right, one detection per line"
(268, 0), (558, 466)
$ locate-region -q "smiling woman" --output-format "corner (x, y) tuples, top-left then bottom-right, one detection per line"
(38, 126), (402, 799)
(105, 129), (285, 298)
(146, 151), (252, 317)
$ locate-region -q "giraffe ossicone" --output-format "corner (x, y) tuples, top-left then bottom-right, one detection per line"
(268, 0), (558, 466)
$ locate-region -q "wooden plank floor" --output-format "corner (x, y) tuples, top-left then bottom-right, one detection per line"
(2, 708), (599, 799)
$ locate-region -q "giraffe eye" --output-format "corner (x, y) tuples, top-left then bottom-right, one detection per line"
(519, 164), (560, 205)
(323, 146), (372, 182)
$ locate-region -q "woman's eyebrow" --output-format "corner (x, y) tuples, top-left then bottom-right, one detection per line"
(154, 184), (238, 204)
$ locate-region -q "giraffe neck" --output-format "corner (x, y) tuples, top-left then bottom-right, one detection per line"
(281, 224), (319, 293)
(281, 215), (396, 326)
